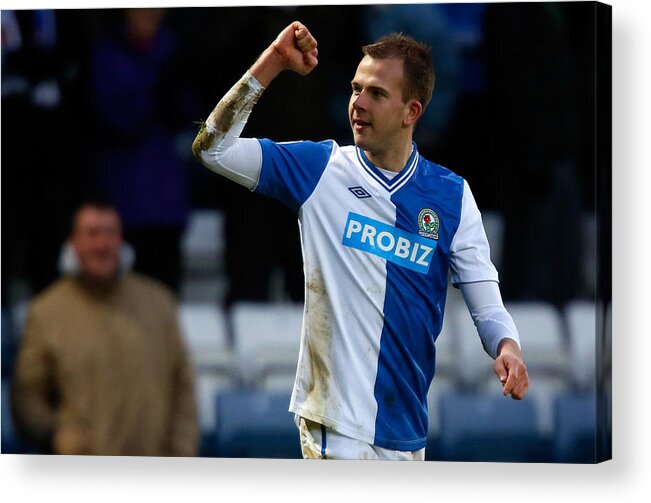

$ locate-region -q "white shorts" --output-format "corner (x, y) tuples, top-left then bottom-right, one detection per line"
(296, 416), (425, 461)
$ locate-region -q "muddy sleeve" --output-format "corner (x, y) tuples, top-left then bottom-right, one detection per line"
(192, 71), (265, 189)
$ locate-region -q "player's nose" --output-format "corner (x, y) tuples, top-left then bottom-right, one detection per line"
(352, 92), (367, 111)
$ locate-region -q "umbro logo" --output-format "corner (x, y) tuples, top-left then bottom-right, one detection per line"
(348, 186), (372, 199)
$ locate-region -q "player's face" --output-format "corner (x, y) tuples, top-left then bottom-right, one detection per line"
(72, 206), (123, 283)
(349, 55), (412, 157)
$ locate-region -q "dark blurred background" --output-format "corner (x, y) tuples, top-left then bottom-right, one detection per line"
(1, 3), (609, 462)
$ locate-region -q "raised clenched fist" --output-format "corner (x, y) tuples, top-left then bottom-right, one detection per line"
(271, 21), (319, 76)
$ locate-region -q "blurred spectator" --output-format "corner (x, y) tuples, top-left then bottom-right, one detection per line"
(1, 9), (87, 300)
(87, 8), (196, 293)
(11, 199), (198, 456)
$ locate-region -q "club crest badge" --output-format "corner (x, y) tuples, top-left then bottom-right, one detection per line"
(418, 208), (440, 240)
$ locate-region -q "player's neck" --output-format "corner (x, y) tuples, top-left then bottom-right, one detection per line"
(364, 140), (414, 173)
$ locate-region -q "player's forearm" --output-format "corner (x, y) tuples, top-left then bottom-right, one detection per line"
(192, 70), (264, 159)
(191, 29), (294, 159)
(250, 45), (286, 87)
(459, 281), (521, 359)
(192, 71), (265, 189)
(192, 21), (317, 188)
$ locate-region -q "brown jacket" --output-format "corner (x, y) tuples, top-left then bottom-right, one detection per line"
(11, 273), (199, 456)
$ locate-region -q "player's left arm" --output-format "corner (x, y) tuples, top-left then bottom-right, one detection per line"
(450, 179), (528, 400)
(458, 280), (529, 400)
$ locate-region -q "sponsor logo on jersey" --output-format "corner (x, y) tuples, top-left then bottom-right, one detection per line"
(417, 208), (440, 240)
(342, 212), (435, 274)
(348, 186), (372, 199)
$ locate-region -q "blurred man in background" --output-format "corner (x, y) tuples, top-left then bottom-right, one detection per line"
(11, 198), (198, 456)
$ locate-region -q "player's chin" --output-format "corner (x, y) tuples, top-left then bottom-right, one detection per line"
(351, 131), (370, 150)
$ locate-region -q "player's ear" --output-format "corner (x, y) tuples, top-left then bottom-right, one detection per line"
(404, 99), (423, 127)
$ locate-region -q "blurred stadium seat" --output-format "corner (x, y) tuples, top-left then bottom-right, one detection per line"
(479, 370), (567, 438)
(448, 298), (494, 388)
(181, 209), (224, 275)
(179, 302), (232, 363)
(214, 389), (301, 458)
(438, 391), (551, 462)
(179, 302), (239, 454)
(434, 286), (463, 381)
(427, 301), (461, 457)
(180, 209), (226, 303)
(565, 300), (596, 390)
(505, 301), (569, 378)
(195, 373), (239, 457)
(523, 375), (568, 438)
(553, 392), (597, 463)
(231, 302), (303, 388)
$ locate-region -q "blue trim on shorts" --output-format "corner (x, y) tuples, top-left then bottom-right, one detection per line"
(321, 424), (327, 459)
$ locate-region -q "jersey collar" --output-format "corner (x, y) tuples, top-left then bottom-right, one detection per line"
(355, 142), (419, 193)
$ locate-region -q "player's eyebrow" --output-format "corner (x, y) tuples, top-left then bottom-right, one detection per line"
(351, 80), (389, 96)
(368, 85), (388, 95)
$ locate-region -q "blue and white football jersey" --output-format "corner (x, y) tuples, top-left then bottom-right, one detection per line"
(254, 138), (497, 451)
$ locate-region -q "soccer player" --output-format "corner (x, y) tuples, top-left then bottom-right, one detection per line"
(193, 21), (528, 460)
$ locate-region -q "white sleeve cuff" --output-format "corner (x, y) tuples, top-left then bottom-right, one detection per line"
(459, 281), (521, 359)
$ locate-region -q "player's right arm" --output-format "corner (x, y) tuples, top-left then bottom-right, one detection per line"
(191, 22), (318, 188)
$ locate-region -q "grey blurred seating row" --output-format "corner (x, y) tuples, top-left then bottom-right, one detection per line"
(178, 302), (304, 435)
(3, 293), (607, 440)
(178, 295), (608, 456)
(196, 387), (602, 462)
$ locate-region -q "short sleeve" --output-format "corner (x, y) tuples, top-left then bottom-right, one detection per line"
(254, 139), (334, 214)
(449, 180), (499, 285)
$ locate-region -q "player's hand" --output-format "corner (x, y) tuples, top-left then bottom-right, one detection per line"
(270, 21), (319, 76)
(251, 21), (318, 87)
(494, 339), (529, 400)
